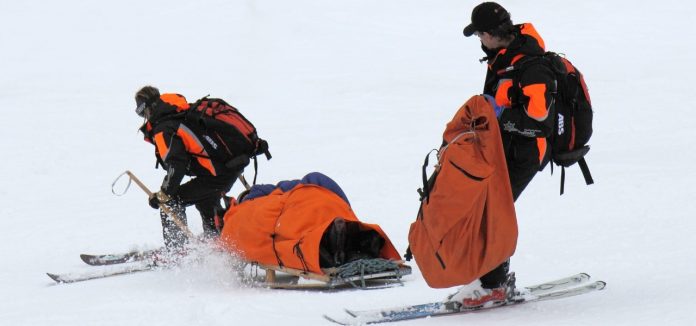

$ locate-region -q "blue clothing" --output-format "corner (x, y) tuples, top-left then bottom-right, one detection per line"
(241, 172), (350, 205)
(483, 94), (505, 118)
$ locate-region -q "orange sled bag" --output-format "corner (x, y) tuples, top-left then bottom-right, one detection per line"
(408, 95), (518, 288)
(219, 174), (401, 275)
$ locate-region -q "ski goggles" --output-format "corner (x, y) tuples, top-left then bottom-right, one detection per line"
(135, 102), (147, 118)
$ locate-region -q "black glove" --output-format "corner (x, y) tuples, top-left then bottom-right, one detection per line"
(148, 193), (161, 209)
(148, 191), (171, 209)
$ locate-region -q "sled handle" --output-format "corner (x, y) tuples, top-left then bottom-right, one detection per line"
(238, 174), (251, 191)
(115, 171), (194, 239)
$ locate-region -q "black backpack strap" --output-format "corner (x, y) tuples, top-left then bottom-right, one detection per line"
(559, 157), (593, 195)
(185, 95), (210, 127)
(499, 55), (546, 107)
(256, 139), (272, 160)
(418, 149), (438, 202)
(190, 95), (210, 111)
(250, 138), (270, 186)
(252, 155), (258, 185)
(404, 245), (413, 261)
(578, 157), (594, 185)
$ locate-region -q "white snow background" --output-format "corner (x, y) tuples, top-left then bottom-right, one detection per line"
(2, 0), (695, 325)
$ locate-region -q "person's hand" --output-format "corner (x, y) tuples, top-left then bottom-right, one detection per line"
(148, 193), (160, 209)
(483, 94), (506, 118)
(148, 191), (170, 209)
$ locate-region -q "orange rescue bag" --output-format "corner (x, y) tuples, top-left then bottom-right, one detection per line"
(408, 95), (518, 288)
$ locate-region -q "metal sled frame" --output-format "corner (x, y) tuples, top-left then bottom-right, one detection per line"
(256, 261), (412, 289)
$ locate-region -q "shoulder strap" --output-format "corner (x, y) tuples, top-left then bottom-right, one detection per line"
(498, 55), (549, 108)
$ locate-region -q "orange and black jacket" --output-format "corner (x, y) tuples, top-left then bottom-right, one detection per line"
(482, 23), (555, 167)
(139, 94), (244, 196)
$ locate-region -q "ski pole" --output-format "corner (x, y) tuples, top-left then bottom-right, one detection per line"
(122, 171), (194, 239)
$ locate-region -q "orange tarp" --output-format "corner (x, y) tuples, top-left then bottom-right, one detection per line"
(219, 184), (401, 275)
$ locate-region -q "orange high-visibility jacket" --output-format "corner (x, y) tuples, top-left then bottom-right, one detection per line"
(219, 183), (401, 274)
(408, 95), (518, 288)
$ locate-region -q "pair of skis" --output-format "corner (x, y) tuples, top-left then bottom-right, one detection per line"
(324, 273), (606, 324)
(50, 252), (606, 326)
(47, 248), (162, 284)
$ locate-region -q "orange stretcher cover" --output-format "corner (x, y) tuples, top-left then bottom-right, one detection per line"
(219, 183), (401, 275)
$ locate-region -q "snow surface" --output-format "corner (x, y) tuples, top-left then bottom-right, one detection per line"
(2, 0), (696, 325)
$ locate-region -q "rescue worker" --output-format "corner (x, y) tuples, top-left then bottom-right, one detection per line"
(135, 86), (248, 251)
(449, 2), (556, 307)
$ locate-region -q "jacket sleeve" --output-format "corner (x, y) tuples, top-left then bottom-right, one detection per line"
(152, 129), (189, 196)
(498, 63), (556, 138)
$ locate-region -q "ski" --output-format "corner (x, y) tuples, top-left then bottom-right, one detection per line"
(345, 272), (589, 318)
(80, 248), (162, 266)
(512, 272), (590, 295)
(324, 273), (605, 325)
(47, 263), (155, 284)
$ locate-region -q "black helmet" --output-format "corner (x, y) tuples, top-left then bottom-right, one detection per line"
(134, 86), (160, 117)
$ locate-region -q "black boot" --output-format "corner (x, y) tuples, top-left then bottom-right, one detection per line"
(196, 197), (225, 240)
(479, 259), (510, 289)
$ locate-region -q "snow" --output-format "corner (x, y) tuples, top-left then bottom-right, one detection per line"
(2, 0), (696, 325)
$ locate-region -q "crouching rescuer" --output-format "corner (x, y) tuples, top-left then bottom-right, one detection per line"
(135, 86), (270, 251)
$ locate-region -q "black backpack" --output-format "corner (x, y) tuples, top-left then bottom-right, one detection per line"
(505, 52), (594, 194)
(186, 96), (272, 184)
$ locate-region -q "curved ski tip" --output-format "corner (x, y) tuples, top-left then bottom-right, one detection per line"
(596, 280), (607, 290)
(46, 273), (64, 283)
(344, 308), (358, 317)
(323, 314), (351, 325)
(578, 273), (591, 281)
(79, 254), (96, 265)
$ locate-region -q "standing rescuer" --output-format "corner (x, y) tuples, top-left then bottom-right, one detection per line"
(448, 2), (556, 307)
(465, 2), (555, 199)
(135, 86), (247, 252)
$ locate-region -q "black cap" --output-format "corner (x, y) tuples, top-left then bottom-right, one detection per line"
(463, 2), (511, 37)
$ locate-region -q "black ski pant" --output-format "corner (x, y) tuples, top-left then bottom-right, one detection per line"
(479, 134), (541, 288)
(160, 174), (237, 249)
(503, 134), (543, 201)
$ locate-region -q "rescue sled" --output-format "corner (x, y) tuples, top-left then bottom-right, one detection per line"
(219, 172), (411, 289)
